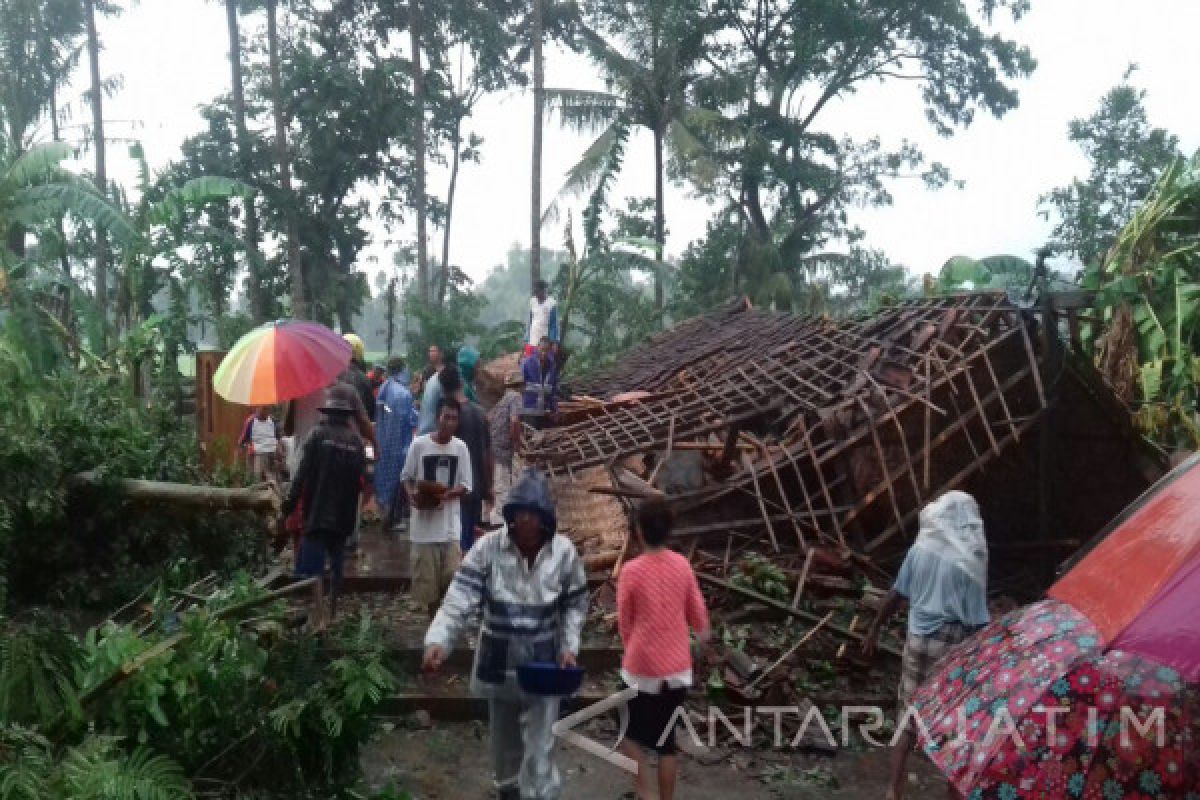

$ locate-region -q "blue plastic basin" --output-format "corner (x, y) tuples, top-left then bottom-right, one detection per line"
(516, 662), (585, 696)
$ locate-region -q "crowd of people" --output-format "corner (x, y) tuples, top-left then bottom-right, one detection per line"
(251, 280), (993, 800)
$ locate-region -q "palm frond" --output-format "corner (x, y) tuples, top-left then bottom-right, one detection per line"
(542, 119), (628, 228)
(576, 23), (651, 93)
(0, 619), (84, 728)
(666, 115), (722, 191)
(544, 88), (624, 134)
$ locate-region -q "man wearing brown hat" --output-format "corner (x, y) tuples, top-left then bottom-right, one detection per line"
(283, 384), (368, 616)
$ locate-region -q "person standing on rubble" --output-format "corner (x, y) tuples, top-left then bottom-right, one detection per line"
(422, 469), (588, 800)
(525, 279), (559, 359)
(862, 491), (990, 800)
(616, 496), (710, 800)
(520, 336), (559, 430)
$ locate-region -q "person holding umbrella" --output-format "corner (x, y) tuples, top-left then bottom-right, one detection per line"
(909, 457), (1200, 800)
(283, 384), (368, 617)
(862, 491), (990, 800)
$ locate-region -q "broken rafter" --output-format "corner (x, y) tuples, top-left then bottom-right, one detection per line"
(697, 572), (901, 658)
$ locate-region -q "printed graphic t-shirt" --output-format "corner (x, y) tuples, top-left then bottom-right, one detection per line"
(401, 434), (473, 543)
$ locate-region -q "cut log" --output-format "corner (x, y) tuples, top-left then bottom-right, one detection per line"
(70, 471), (281, 514)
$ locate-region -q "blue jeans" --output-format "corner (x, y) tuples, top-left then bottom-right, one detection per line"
(296, 529), (347, 595)
(461, 496), (482, 553)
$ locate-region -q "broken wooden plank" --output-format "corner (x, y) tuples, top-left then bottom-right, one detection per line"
(696, 573), (901, 658)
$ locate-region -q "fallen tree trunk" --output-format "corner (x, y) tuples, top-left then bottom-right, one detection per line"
(70, 471), (280, 514)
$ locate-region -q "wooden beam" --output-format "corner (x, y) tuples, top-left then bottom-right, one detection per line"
(697, 572), (901, 658)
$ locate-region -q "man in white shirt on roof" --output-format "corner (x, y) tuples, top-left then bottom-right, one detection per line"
(525, 279), (558, 358)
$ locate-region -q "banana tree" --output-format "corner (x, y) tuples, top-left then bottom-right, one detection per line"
(935, 254), (1034, 293)
(111, 144), (253, 393)
(1089, 151), (1200, 449)
(1, 141), (135, 370)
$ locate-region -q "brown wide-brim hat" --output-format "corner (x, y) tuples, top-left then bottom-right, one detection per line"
(319, 383), (360, 415)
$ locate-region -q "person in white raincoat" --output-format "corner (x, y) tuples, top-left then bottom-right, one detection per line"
(422, 468), (589, 800)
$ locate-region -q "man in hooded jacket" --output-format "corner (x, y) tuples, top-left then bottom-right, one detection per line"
(422, 469), (588, 800)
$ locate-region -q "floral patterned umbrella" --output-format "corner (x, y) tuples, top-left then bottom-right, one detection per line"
(911, 457), (1200, 799)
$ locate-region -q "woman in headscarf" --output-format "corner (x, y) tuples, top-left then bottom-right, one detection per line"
(457, 344), (480, 404)
(862, 490), (990, 800)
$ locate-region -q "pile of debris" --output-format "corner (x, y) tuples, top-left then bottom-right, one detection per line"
(524, 293), (1159, 691)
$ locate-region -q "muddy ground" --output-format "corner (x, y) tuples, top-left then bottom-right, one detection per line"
(361, 714), (948, 799)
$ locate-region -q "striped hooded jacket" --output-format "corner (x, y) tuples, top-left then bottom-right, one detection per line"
(425, 469), (589, 699)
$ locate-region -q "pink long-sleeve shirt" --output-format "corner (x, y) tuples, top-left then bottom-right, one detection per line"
(617, 549), (710, 680)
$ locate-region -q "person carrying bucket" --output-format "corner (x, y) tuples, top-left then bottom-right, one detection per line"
(422, 469), (588, 800)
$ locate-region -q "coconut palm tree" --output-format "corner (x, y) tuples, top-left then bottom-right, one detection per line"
(545, 0), (717, 311)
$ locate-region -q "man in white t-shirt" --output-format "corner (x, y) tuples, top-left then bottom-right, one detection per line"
(402, 397), (473, 616)
(525, 279), (558, 358)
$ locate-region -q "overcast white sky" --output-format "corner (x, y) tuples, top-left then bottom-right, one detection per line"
(55, 0), (1200, 288)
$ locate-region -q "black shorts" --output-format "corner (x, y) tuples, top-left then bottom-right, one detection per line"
(625, 684), (688, 755)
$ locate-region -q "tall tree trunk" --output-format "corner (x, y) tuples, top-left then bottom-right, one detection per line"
(437, 112), (462, 306)
(385, 276), (397, 356)
(4, 227), (24, 259)
(226, 0), (266, 321)
(50, 86), (71, 279)
(266, 0), (304, 319)
(85, 0), (108, 347)
(653, 124), (665, 311)
(529, 0), (544, 292)
(409, 0), (429, 304)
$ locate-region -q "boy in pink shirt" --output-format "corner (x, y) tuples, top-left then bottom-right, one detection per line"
(616, 497), (711, 800)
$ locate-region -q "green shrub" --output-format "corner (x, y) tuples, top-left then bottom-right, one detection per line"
(0, 352), (262, 610)
(1, 589), (395, 799)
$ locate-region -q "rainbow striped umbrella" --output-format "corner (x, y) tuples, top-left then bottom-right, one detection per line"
(213, 320), (351, 405)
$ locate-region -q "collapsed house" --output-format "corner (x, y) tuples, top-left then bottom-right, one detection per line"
(524, 293), (1162, 603)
